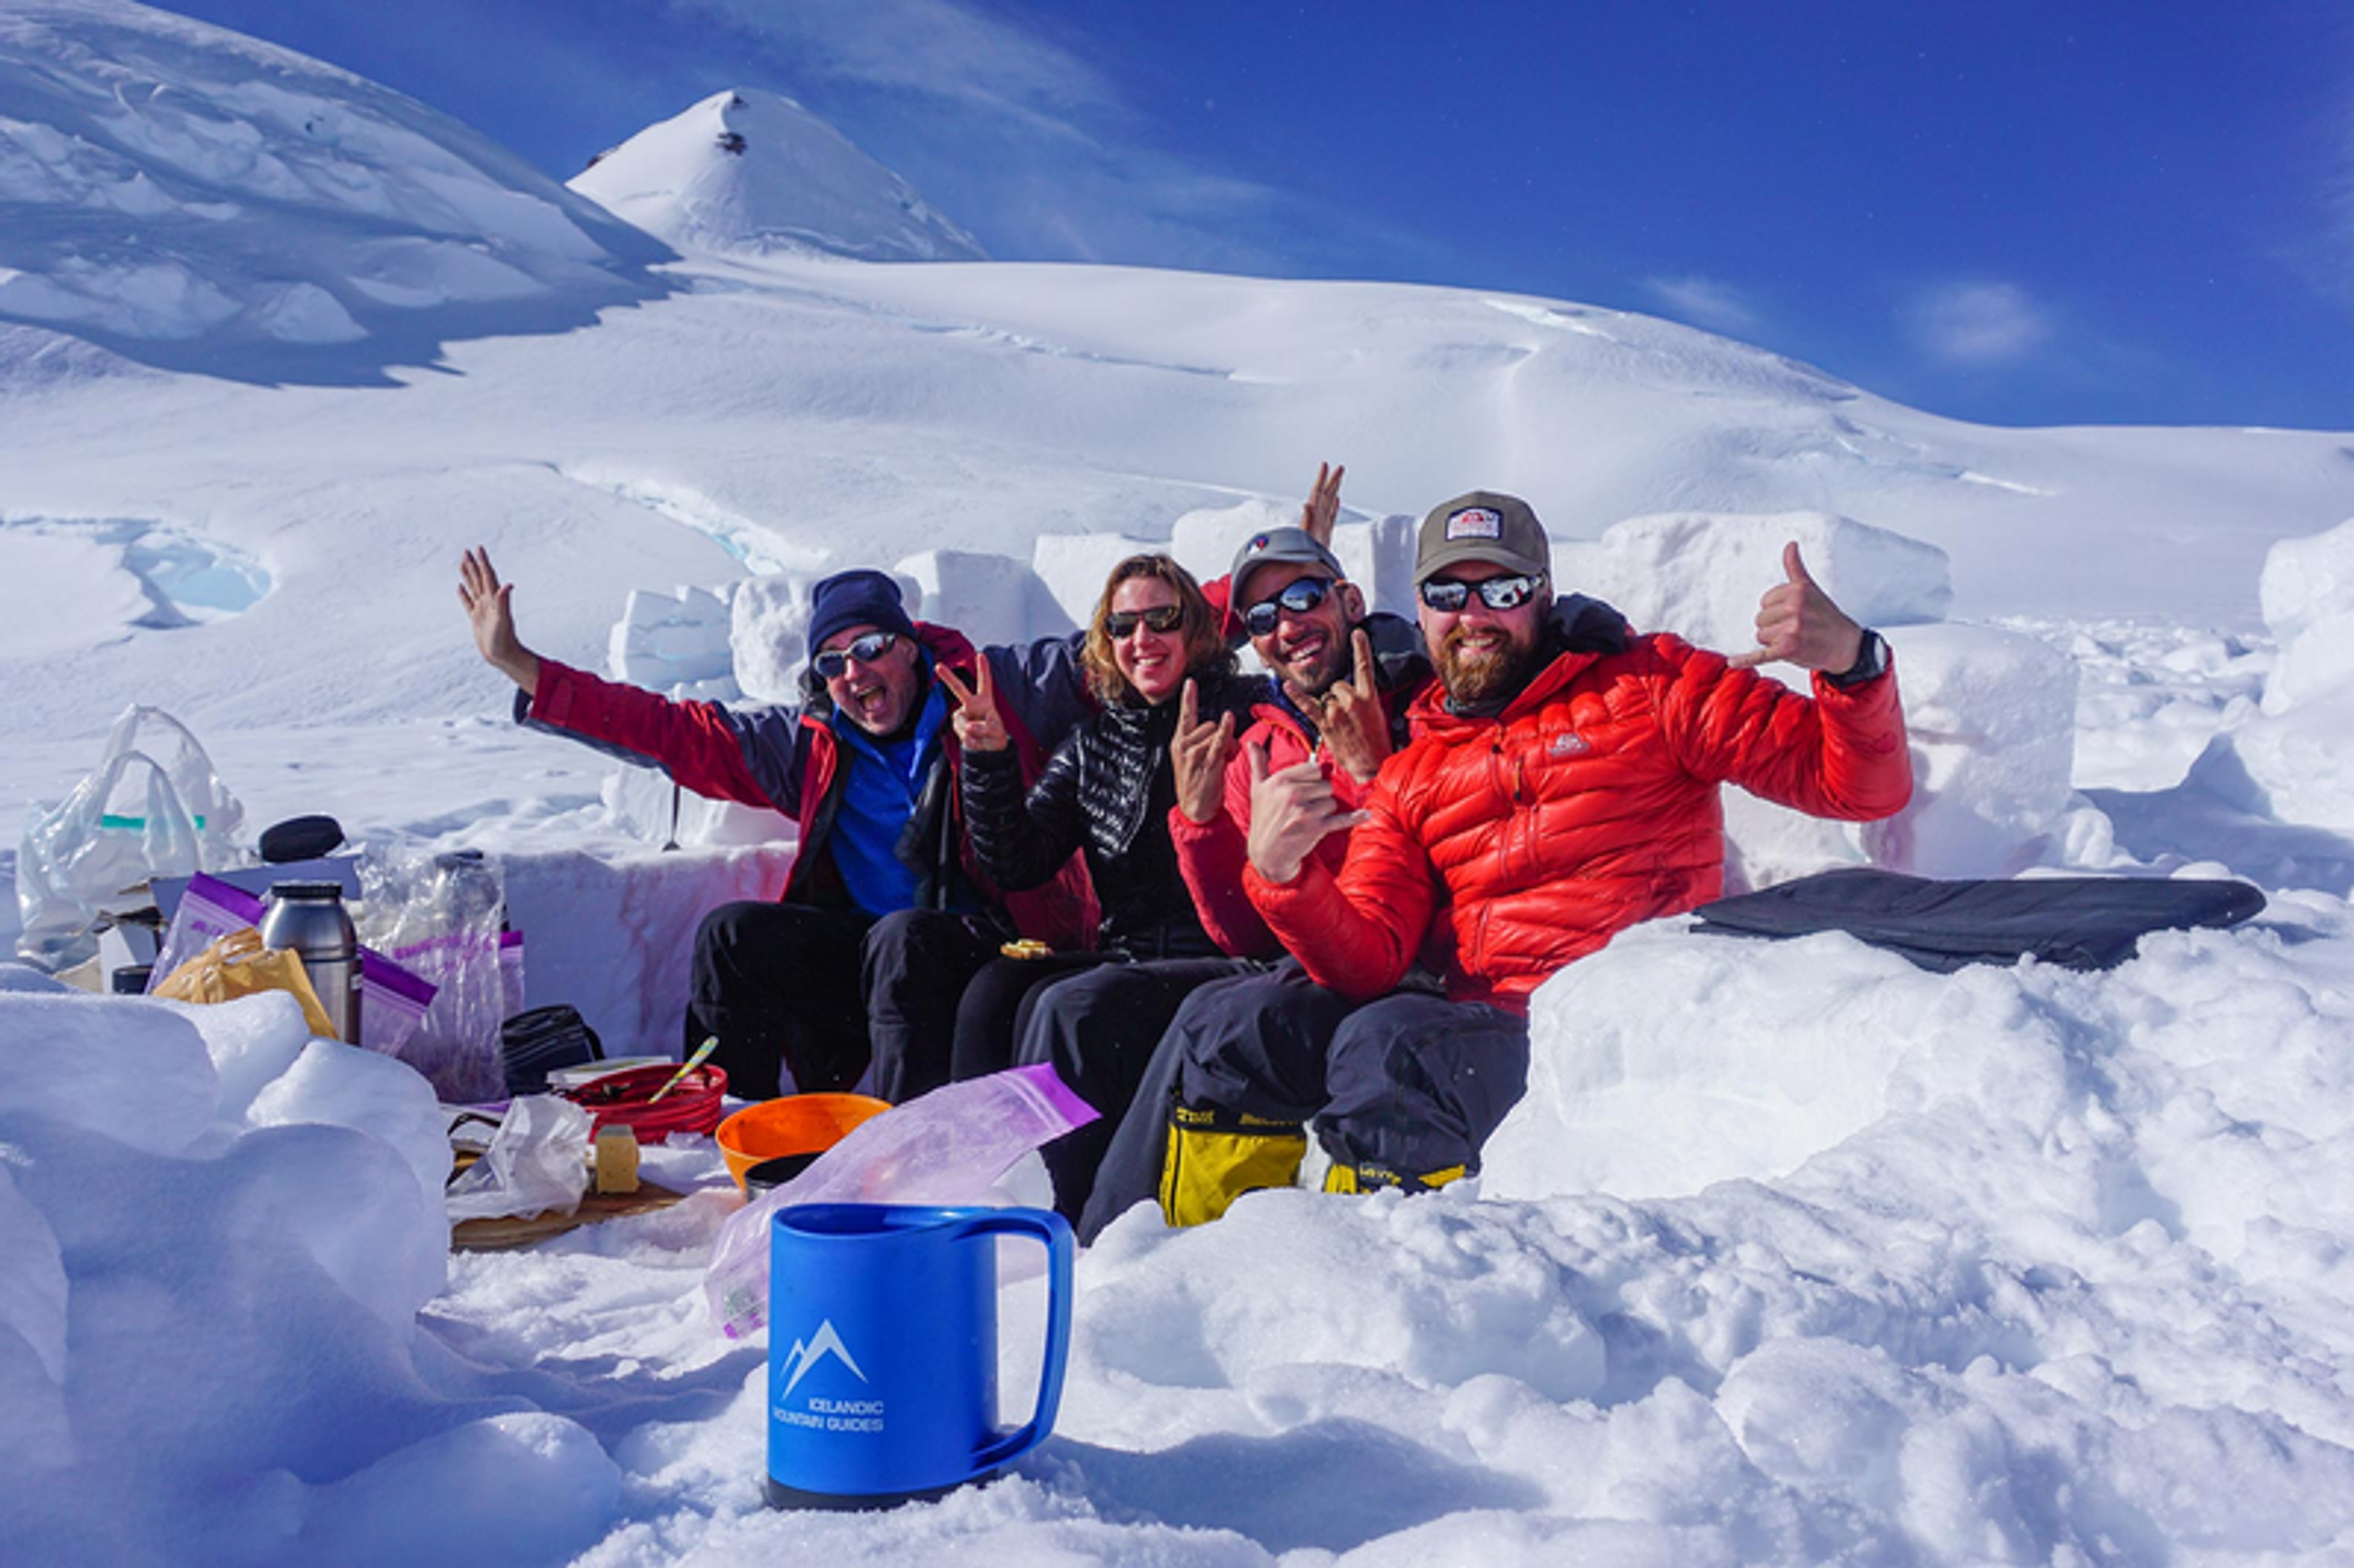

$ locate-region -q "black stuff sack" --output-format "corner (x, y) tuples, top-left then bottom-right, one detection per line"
(501, 1003), (603, 1097)
(1692, 868), (2266, 974)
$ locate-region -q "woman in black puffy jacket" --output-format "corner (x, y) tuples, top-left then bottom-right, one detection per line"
(938, 553), (1265, 1219)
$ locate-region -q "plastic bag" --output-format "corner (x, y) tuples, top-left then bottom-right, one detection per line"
(15, 707), (249, 970)
(704, 1064), (1098, 1339)
(357, 844), (508, 1102)
(153, 927), (336, 1038)
(445, 1095), (593, 1222)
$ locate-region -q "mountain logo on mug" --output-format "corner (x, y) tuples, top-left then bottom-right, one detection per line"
(780, 1318), (869, 1398)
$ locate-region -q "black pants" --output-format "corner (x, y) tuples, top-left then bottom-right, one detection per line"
(1078, 964), (1529, 1238)
(1080, 960), (1352, 1241)
(1008, 956), (1258, 1224)
(685, 902), (1000, 1100)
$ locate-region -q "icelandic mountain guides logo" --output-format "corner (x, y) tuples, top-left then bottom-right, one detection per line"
(1446, 506), (1503, 540)
(781, 1318), (868, 1398)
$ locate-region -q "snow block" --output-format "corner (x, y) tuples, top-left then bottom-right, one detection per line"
(1032, 532), (1159, 630)
(2260, 517), (2354, 716)
(896, 547), (1062, 645)
(2193, 686), (2354, 835)
(601, 766), (793, 851)
(2258, 515), (2354, 648)
(497, 842), (792, 1061)
(1718, 623), (2092, 887)
(1860, 623), (2092, 878)
(726, 574), (816, 703)
(1554, 511), (1951, 652)
(1331, 512), (1420, 618)
(1170, 497), (1295, 584)
(606, 585), (739, 695)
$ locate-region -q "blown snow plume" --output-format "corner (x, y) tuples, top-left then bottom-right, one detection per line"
(569, 88), (985, 264)
(0, 0), (672, 382)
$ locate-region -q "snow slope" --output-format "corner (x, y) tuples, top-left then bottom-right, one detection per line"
(0, 0), (671, 382)
(6, 3), (2354, 1564)
(569, 88), (986, 264)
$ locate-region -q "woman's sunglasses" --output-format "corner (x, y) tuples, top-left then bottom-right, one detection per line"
(1418, 573), (1545, 614)
(1241, 576), (1333, 638)
(812, 630), (902, 679)
(1104, 604), (1186, 638)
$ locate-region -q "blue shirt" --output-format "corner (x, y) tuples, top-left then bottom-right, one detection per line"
(828, 673), (954, 916)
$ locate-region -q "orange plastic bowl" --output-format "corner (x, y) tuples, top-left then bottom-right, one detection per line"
(715, 1092), (891, 1192)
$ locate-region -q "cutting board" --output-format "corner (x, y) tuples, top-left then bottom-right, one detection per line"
(449, 1179), (688, 1252)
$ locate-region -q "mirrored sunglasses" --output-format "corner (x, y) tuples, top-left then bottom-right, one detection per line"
(1241, 576), (1334, 638)
(1418, 573), (1545, 614)
(1104, 604), (1186, 638)
(812, 630), (902, 679)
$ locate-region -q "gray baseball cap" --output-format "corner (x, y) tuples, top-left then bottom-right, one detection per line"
(1415, 491), (1552, 584)
(1227, 526), (1346, 630)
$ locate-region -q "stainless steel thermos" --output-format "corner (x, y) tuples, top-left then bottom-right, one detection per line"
(260, 880), (362, 1043)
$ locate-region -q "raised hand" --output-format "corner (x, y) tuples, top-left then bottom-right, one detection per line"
(457, 546), (541, 695)
(1299, 460), (1346, 546)
(1170, 678), (1238, 823)
(1286, 627), (1390, 785)
(1244, 738), (1366, 885)
(936, 658), (1008, 752)
(1727, 541), (1865, 673)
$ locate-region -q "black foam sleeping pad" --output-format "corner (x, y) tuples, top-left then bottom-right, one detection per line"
(1692, 868), (2266, 973)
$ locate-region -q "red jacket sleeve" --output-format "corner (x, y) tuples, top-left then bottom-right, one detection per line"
(525, 659), (794, 812)
(1651, 640), (1911, 821)
(1170, 755), (1279, 956)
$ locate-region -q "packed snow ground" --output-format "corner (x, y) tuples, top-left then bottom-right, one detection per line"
(9, 4), (2354, 1564)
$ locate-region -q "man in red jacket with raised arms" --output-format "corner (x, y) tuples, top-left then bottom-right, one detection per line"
(1187, 490), (1911, 1209)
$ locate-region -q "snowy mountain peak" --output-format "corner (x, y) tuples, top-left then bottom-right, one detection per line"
(569, 88), (986, 264)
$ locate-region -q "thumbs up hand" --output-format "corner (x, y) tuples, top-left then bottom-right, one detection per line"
(1727, 541), (1865, 672)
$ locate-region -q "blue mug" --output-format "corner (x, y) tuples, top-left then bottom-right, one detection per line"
(764, 1202), (1074, 1510)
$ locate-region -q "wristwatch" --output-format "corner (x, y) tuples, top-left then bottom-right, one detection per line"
(1824, 628), (1889, 689)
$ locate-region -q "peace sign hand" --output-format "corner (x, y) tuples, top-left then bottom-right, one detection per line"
(1727, 541), (1865, 673)
(1299, 461), (1345, 546)
(1287, 628), (1388, 785)
(936, 658), (1008, 752)
(1171, 678), (1239, 823)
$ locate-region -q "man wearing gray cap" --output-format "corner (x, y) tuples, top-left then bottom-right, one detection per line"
(1152, 487), (1910, 1218)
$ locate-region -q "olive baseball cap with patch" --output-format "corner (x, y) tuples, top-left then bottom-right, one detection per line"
(1415, 491), (1552, 584)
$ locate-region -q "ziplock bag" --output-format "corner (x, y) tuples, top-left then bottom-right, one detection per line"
(357, 845), (508, 1102)
(153, 926), (336, 1038)
(152, 872), (438, 1058)
(704, 1064), (1097, 1339)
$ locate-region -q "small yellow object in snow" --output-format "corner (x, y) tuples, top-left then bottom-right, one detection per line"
(594, 1125), (641, 1195)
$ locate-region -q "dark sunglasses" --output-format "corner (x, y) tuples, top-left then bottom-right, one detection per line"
(1418, 573), (1545, 614)
(812, 630), (902, 679)
(1104, 604), (1186, 638)
(1241, 576), (1334, 638)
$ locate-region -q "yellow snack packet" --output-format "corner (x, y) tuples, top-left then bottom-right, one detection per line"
(153, 926), (337, 1038)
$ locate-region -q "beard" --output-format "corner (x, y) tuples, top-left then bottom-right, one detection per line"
(1270, 628), (1350, 698)
(1434, 621), (1544, 708)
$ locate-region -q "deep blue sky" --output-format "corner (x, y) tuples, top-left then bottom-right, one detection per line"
(170, 1), (2354, 430)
